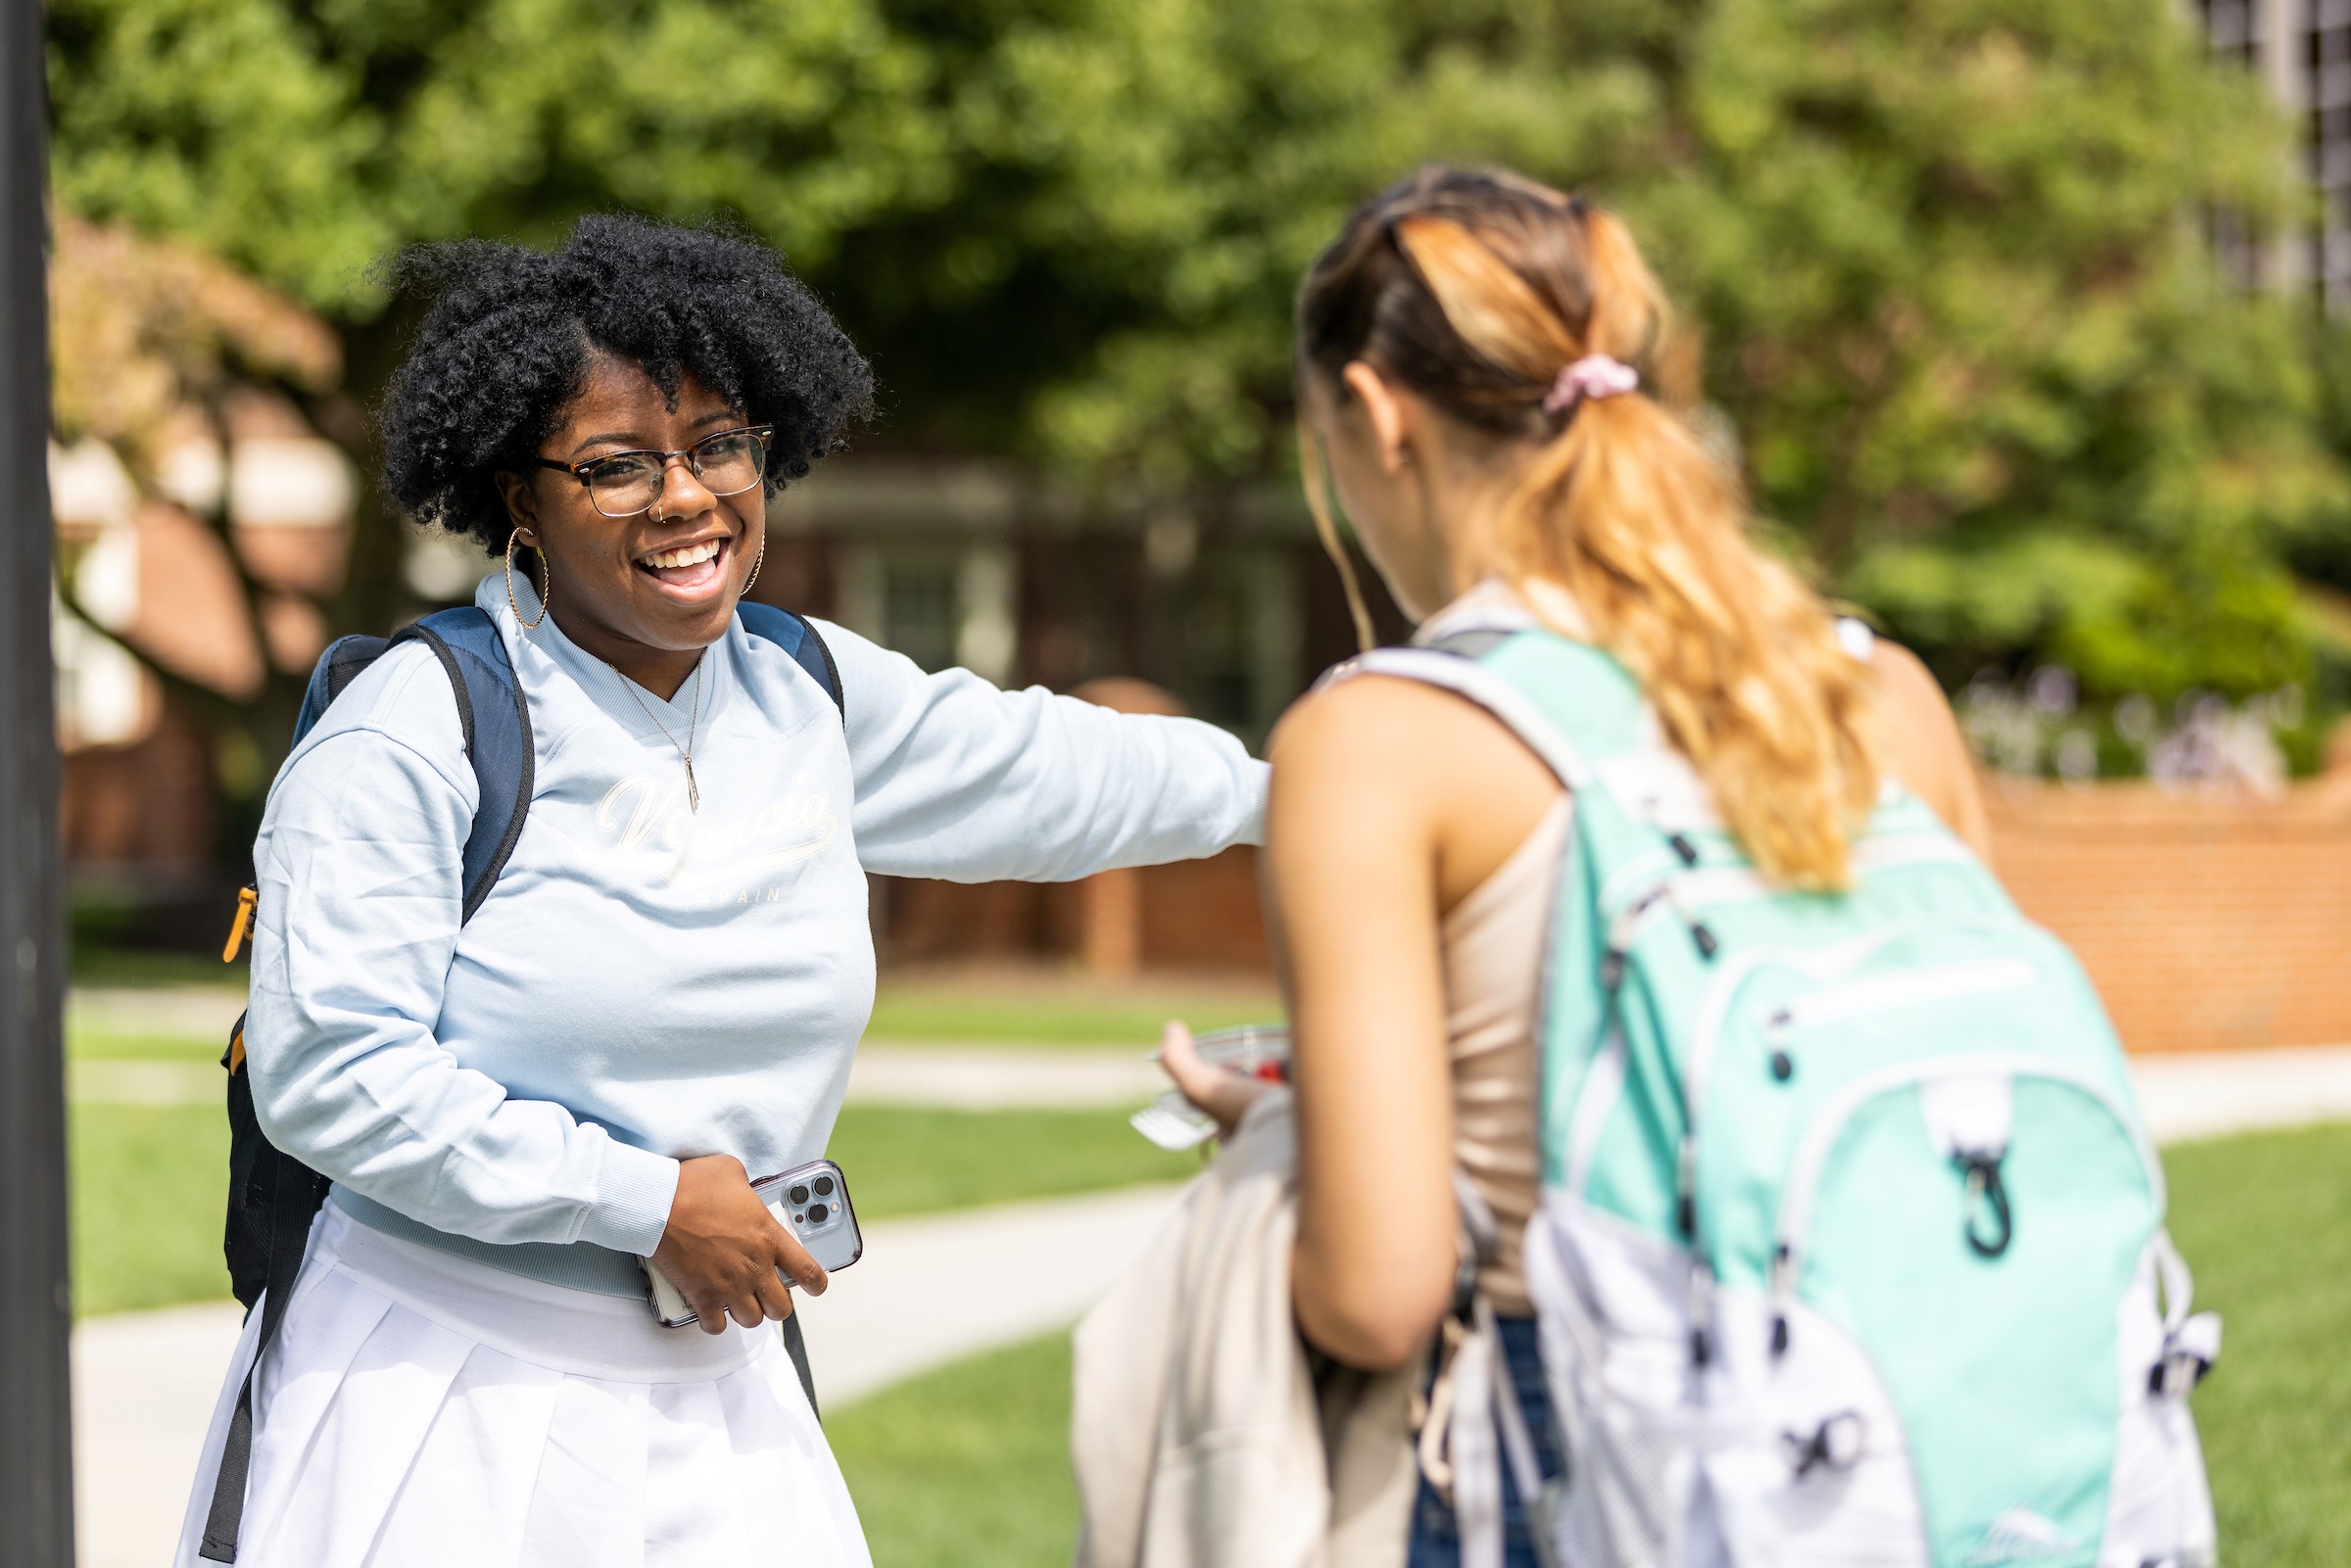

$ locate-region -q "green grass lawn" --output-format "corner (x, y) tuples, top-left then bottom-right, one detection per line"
(826, 1106), (1194, 1217)
(2163, 1123), (2351, 1564)
(834, 1122), (2351, 1568)
(63, 964), (1218, 1315)
(72, 1102), (234, 1316)
(831, 1333), (1080, 1568)
(864, 969), (1280, 1046)
(71, 947), (251, 989)
(69, 1098), (1194, 1317)
(71, 1028), (226, 1061)
(69, 947), (1282, 1050)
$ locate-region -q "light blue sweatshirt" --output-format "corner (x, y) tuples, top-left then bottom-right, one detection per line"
(245, 574), (1267, 1294)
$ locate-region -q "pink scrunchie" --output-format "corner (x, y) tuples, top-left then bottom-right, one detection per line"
(1542, 354), (1641, 416)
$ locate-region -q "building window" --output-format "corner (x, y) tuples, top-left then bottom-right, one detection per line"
(2311, 0), (2351, 308)
(836, 542), (1019, 685)
(2206, 0), (2264, 66)
(882, 552), (961, 673)
(1183, 548), (1300, 746)
(2205, 0), (2272, 287)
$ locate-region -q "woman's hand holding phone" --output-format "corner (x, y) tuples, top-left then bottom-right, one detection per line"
(652, 1153), (829, 1336)
(1159, 1020), (1281, 1139)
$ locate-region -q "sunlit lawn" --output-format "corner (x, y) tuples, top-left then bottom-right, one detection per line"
(841, 1123), (2351, 1568)
(2162, 1123), (2351, 1564)
(65, 962), (1225, 1315)
(68, 951), (1283, 1051)
(864, 967), (1279, 1047)
(70, 957), (2341, 1565)
(71, 1100), (1194, 1317)
(831, 1333), (1080, 1568)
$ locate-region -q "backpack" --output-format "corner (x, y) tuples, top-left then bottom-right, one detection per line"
(199, 601), (843, 1563)
(1363, 626), (2221, 1568)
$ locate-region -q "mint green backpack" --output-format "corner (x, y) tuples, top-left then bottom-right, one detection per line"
(1363, 622), (2220, 1568)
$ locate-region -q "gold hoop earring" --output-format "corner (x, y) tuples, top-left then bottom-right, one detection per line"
(743, 541), (765, 594)
(505, 534), (550, 630)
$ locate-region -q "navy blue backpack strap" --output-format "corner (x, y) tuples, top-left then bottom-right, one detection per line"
(738, 600), (845, 721)
(297, 633), (391, 735)
(390, 606), (536, 924)
(205, 607), (536, 1560)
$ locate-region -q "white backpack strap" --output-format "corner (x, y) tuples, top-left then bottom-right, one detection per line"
(1346, 647), (1593, 791)
(2151, 1230), (2223, 1397)
(1438, 1172), (1556, 1568)
(1449, 1313), (1507, 1568)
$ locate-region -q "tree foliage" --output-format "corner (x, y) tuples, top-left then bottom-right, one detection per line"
(46, 0), (2351, 701)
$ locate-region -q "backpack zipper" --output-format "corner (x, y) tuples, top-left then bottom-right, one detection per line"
(1593, 829), (1974, 921)
(1764, 1055), (2162, 1357)
(1760, 956), (2040, 1039)
(1670, 935), (2039, 1367)
(1679, 919), (2029, 1164)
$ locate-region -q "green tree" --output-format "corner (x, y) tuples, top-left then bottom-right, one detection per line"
(46, 0), (2348, 711)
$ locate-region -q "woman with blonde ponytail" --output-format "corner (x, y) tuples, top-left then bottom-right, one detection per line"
(1159, 166), (1990, 1565)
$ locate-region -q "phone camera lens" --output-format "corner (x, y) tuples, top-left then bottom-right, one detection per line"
(812, 1175), (835, 1197)
(789, 1184), (810, 1205)
(807, 1203), (829, 1224)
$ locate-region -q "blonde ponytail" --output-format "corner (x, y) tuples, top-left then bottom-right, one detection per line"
(1303, 170), (1881, 889)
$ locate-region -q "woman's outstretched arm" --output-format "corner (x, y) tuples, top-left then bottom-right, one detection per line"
(822, 620), (1269, 882)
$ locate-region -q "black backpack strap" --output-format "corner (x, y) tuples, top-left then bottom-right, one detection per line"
(738, 600), (845, 722)
(204, 608), (536, 1559)
(783, 1312), (819, 1418)
(197, 1141), (325, 1560)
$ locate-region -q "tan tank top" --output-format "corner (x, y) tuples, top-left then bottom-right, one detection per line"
(1441, 796), (1568, 1316)
(1407, 578), (1576, 1315)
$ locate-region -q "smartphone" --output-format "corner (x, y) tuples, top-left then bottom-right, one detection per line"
(640, 1157), (863, 1329)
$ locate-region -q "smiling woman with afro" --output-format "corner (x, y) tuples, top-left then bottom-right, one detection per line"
(379, 215), (875, 554)
(176, 211), (1271, 1568)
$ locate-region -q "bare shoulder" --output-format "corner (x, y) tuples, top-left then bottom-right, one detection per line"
(1865, 638), (1993, 858)
(1868, 640), (1944, 719)
(1269, 670), (1544, 788)
(1270, 669), (1563, 903)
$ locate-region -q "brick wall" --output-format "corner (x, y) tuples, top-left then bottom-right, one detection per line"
(878, 776), (2351, 1057)
(1986, 777), (2351, 1055)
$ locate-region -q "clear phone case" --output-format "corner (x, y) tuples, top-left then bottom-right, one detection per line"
(640, 1157), (863, 1328)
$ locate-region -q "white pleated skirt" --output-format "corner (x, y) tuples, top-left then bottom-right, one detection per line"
(173, 1203), (871, 1568)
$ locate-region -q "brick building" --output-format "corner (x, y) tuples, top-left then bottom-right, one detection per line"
(53, 392), (355, 912)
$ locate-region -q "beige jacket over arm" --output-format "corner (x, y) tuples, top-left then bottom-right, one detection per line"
(1072, 1092), (1419, 1568)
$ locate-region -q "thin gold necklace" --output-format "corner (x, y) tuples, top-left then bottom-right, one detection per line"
(613, 659), (706, 812)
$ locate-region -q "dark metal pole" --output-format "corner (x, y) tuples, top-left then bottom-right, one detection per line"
(0, 0), (73, 1559)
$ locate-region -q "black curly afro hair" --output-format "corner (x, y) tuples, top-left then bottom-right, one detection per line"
(377, 214), (874, 552)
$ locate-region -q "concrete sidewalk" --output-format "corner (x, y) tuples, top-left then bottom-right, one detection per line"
(2130, 1045), (2351, 1144)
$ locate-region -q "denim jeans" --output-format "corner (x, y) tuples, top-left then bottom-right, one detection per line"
(1406, 1314), (1562, 1568)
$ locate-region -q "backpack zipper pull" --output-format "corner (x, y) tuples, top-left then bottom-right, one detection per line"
(1601, 883), (1671, 990)
(222, 885), (258, 964)
(1768, 1245), (1794, 1356)
(1686, 1259), (1715, 1367)
(1676, 1135), (1715, 1366)
(1657, 882), (1721, 962)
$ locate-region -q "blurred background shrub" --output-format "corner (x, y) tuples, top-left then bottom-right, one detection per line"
(39, 0), (2351, 940)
